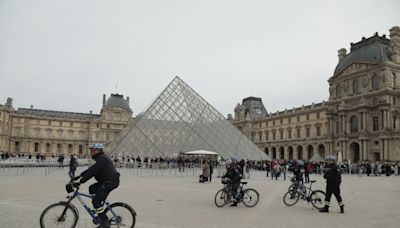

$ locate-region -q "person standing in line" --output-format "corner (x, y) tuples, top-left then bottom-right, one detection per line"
(69, 154), (78, 179)
(58, 154), (64, 169)
(209, 160), (213, 182)
(320, 155), (344, 214)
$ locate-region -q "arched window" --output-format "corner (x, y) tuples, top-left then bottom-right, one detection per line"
(15, 141), (20, 152)
(34, 142), (39, 152)
(350, 116), (358, 132)
(372, 75), (380, 91)
(352, 79), (360, 94)
(336, 84), (342, 98)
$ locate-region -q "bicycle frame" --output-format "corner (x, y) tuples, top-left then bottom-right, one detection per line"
(65, 188), (119, 223)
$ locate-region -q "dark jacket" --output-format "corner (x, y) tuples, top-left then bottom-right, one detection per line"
(69, 157), (78, 170)
(222, 164), (242, 184)
(80, 152), (119, 184)
(324, 163), (341, 187)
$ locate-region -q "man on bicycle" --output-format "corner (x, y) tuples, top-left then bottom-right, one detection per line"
(74, 143), (120, 228)
(222, 159), (242, 207)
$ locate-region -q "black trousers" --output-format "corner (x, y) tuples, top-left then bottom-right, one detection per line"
(89, 181), (119, 221)
(324, 184), (343, 206)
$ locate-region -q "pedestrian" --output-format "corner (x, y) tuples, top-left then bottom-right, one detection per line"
(201, 160), (210, 183)
(320, 155), (344, 213)
(265, 161), (271, 177)
(69, 154), (78, 179)
(209, 160), (213, 182)
(58, 154), (64, 169)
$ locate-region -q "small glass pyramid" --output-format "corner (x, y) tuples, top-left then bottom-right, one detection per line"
(109, 76), (269, 160)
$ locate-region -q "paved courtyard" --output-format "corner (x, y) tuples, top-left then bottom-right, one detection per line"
(0, 167), (399, 228)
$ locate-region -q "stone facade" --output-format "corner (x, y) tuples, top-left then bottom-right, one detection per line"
(231, 26), (400, 162)
(0, 94), (133, 157)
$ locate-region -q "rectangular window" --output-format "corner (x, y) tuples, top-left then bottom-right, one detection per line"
(306, 128), (310, 138)
(70, 122), (73, 127)
(288, 117), (291, 124)
(373, 117), (379, 131)
(316, 126), (321, 137)
(393, 97), (396, 105)
(280, 119), (283, 124)
(317, 112), (320, 119)
(297, 116), (300, 122)
(48, 120), (51, 125)
(273, 120), (275, 126)
(280, 131), (283, 140)
(59, 121), (62, 126)
(288, 130), (292, 139)
(297, 129), (301, 138)
(306, 114), (310, 121)
(272, 132), (276, 140)
(265, 132), (269, 141)
(259, 132), (262, 141)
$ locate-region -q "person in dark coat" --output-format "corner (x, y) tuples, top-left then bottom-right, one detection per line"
(209, 160), (213, 182)
(74, 143), (120, 228)
(69, 154), (78, 179)
(320, 155), (344, 213)
(222, 159), (242, 207)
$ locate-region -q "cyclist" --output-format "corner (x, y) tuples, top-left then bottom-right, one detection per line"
(222, 159), (243, 207)
(73, 143), (120, 228)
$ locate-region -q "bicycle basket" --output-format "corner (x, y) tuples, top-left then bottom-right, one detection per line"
(221, 178), (230, 184)
(65, 183), (74, 193)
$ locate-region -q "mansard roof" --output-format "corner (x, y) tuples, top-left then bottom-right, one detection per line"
(16, 108), (100, 120)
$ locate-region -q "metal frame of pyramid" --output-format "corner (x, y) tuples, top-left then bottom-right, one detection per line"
(108, 76), (270, 160)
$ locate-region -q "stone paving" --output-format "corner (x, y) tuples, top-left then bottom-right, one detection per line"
(0, 167), (399, 228)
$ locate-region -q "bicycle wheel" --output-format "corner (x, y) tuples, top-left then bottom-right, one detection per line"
(106, 202), (136, 228)
(214, 189), (228, 207)
(283, 190), (300, 206)
(241, 188), (259, 207)
(39, 202), (78, 228)
(310, 190), (326, 210)
(288, 184), (298, 192)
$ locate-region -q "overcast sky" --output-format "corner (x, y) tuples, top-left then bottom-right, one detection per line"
(1, 0), (399, 117)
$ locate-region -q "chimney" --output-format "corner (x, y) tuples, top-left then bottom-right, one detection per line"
(90, 110), (92, 115)
(127, 96), (130, 103)
(6, 97), (13, 107)
(30, 105), (34, 109)
(227, 114), (233, 120)
(338, 48), (347, 61)
(389, 26), (400, 63)
(103, 94), (106, 105)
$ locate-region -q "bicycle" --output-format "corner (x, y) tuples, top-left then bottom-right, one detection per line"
(214, 178), (259, 207)
(40, 181), (136, 228)
(283, 180), (325, 210)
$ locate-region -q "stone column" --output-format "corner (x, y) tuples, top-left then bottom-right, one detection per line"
(284, 147), (289, 160)
(384, 139), (389, 161)
(363, 140), (368, 161)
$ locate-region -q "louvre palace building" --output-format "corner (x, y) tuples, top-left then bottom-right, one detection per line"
(231, 26), (400, 162)
(0, 94), (133, 157)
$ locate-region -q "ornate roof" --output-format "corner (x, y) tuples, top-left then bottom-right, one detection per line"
(16, 108), (100, 120)
(334, 33), (391, 75)
(104, 94), (132, 112)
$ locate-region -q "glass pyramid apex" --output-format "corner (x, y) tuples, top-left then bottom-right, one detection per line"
(109, 76), (270, 160)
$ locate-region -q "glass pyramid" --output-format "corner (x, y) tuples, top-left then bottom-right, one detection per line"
(109, 76), (269, 160)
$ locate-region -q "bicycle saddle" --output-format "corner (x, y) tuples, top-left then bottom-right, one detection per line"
(310, 180), (316, 183)
(241, 181), (248, 184)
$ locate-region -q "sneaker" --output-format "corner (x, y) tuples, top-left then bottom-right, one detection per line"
(230, 202), (238, 207)
(319, 206), (329, 213)
(97, 220), (110, 228)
